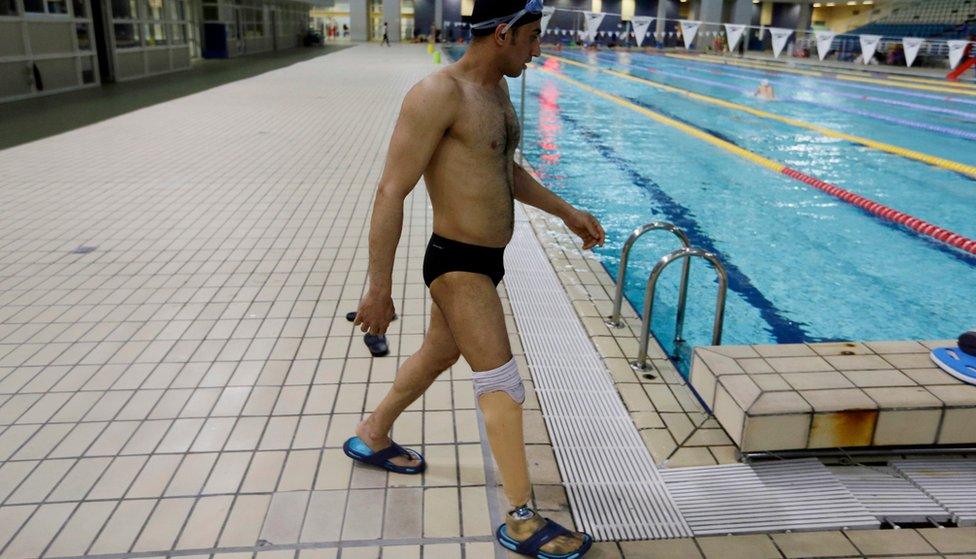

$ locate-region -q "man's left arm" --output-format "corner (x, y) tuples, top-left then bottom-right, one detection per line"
(513, 163), (605, 250)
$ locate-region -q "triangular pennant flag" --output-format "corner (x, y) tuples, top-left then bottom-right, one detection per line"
(679, 20), (701, 49)
(583, 11), (605, 42)
(540, 6), (555, 35)
(902, 37), (923, 67)
(859, 34), (882, 64)
(814, 30), (836, 61)
(724, 23), (746, 52)
(769, 27), (793, 58)
(948, 40), (970, 69)
(631, 16), (654, 47)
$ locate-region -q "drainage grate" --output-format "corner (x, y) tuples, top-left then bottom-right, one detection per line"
(892, 460), (976, 526)
(504, 212), (691, 541)
(659, 459), (880, 535)
(829, 465), (950, 524)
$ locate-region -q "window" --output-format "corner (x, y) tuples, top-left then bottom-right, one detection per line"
(170, 21), (185, 43)
(166, 0), (183, 19)
(71, 0), (85, 16)
(112, 0), (136, 18)
(147, 0), (161, 19)
(146, 20), (166, 44)
(24, 0), (44, 12)
(47, 0), (67, 13)
(1, 0), (17, 15)
(81, 56), (95, 82)
(114, 21), (140, 46)
(202, 4), (217, 19)
(76, 22), (91, 48)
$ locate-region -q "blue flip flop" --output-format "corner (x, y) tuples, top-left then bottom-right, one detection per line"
(931, 347), (976, 386)
(342, 436), (426, 474)
(496, 518), (593, 559)
(363, 334), (389, 357)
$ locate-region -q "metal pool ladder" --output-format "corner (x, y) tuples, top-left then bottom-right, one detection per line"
(605, 222), (730, 371)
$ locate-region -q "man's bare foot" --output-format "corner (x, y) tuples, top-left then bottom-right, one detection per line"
(355, 418), (422, 469)
(505, 509), (587, 556)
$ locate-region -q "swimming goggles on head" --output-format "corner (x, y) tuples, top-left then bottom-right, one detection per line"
(469, 0), (543, 35)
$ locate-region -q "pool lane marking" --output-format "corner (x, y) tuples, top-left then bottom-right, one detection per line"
(549, 105), (813, 343)
(664, 52), (976, 107)
(570, 51), (976, 141)
(536, 64), (976, 256)
(618, 51), (976, 118)
(887, 75), (976, 90)
(687, 53), (976, 92)
(548, 53), (976, 179)
(670, 53), (976, 97)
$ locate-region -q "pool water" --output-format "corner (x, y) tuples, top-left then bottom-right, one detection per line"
(445, 47), (976, 372)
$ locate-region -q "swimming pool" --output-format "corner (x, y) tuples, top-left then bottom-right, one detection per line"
(446, 47), (976, 371)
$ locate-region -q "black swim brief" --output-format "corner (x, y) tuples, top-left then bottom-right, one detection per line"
(423, 233), (505, 287)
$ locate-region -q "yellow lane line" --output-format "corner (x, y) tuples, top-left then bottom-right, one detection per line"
(548, 54), (976, 178)
(668, 53), (826, 77)
(537, 66), (786, 173)
(690, 52), (976, 90)
(681, 53), (976, 96)
(888, 74), (976, 90)
(835, 73), (976, 95)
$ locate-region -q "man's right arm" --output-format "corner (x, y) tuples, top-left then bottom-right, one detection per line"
(355, 75), (458, 335)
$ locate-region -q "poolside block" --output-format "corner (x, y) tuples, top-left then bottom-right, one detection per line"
(689, 340), (976, 454)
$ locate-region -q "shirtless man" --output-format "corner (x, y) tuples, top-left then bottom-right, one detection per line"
(343, 1), (603, 557)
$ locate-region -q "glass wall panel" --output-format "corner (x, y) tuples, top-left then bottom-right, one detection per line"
(114, 21), (140, 46)
(76, 22), (91, 48)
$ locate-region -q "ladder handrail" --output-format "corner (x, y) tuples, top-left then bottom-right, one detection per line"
(632, 247), (729, 371)
(606, 222), (691, 331)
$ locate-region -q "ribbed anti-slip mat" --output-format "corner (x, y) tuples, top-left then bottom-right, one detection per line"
(504, 211), (691, 540)
(892, 460), (976, 526)
(660, 459), (880, 535)
(830, 465), (950, 524)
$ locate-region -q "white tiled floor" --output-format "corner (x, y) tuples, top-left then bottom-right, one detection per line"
(0, 44), (512, 559)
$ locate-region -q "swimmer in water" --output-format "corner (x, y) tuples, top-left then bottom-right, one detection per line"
(756, 79), (775, 100)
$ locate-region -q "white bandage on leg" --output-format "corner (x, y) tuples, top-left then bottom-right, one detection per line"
(472, 357), (525, 405)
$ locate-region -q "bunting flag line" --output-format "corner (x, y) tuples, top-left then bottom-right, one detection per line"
(631, 15), (654, 47)
(540, 6), (555, 35)
(814, 30), (836, 61)
(948, 39), (970, 69)
(583, 11), (606, 42)
(769, 27), (793, 58)
(859, 34), (882, 64)
(724, 23), (746, 52)
(902, 37), (923, 67)
(679, 20), (701, 49)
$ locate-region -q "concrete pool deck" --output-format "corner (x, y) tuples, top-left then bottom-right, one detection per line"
(1, 43), (975, 558)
